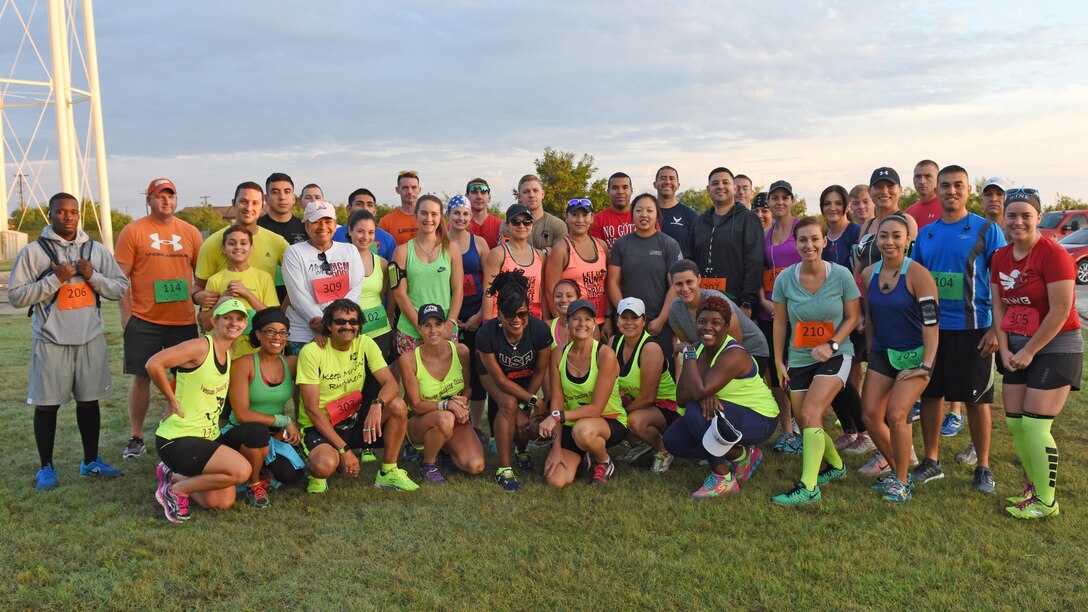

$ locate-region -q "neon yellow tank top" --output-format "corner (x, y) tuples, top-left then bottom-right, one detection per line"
(413, 341), (465, 409)
(696, 337), (778, 419)
(615, 332), (680, 413)
(559, 340), (626, 426)
(358, 250), (391, 337)
(156, 336), (231, 440)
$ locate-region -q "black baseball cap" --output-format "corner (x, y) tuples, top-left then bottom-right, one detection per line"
(767, 180), (794, 197)
(506, 203), (531, 221)
(417, 303), (446, 323)
(869, 167), (900, 187)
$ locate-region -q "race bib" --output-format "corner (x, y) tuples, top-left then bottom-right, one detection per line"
(794, 321), (834, 348)
(326, 390), (362, 426)
(153, 278), (189, 303)
(1003, 305), (1040, 337)
(763, 267), (786, 293)
(888, 345), (923, 370)
(57, 282), (95, 310)
(931, 272), (964, 301)
(360, 305), (388, 334)
(312, 274), (349, 304)
(700, 277), (726, 292)
(463, 274), (478, 297)
(274, 265), (284, 287)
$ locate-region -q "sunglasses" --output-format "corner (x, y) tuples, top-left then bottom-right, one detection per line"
(259, 328), (289, 339)
(317, 251), (332, 273)
(332, 318), (359, 326)
(510, 218), (533, 227)
(567, 198), (592, 209)
(398, 170), (418, 178)
(1006, 188), (1039, 198)
(468, 185), (490, 194)
(503, 310), (530, 320)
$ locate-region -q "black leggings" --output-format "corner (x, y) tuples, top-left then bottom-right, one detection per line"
(830, 382), (865, 433)
(267, 455), (305, 485)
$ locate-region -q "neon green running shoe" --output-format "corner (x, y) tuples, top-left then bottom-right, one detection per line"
(772, 481), (821, 506)
(360, 448), (377, 463)
(306, 475), (328, 494)
(375, 466), (419, 492)
(817, 463), (847, 485)
(1005, 496), (1059, 520)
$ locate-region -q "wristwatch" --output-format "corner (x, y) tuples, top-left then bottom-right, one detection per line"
(370, 398), (385, 409)
(828, 340), (840, 352)
(918, 363), (933, 373)
(337, 443), (349, 455)
(526, 395), (538, 410)
(551, 410), (564, 424)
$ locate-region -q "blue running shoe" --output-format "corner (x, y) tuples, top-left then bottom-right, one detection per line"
(80, 456), (123, 479)
(783, 433), (804, 455)
(908, 402), (921, 423)
(882, 478), (913, 504)
(495, 467), (522, 492)
(940, 413), (964, 437)
(35, 464), (58, 491)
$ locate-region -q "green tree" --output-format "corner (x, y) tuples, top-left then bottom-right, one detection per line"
(676, 187), (712, 213)
(532, 147), (603, 217)
(80, 201), (133, 238)
(176, 205), (230, 235)
(10, 205), (49, 232)
(1047, 193), (1088, 211)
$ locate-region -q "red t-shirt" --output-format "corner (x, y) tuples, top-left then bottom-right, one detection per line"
(991, 237), (1080, 336)
(905, 196), (941, 228)
(470, 215), (503, 249)
(590, 207), (635, 248)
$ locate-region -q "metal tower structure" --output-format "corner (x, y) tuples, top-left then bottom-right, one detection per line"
(0, 0), (114, 251)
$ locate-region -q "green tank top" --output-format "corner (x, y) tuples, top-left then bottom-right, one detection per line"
(396, 239), (452, 339)
(615, 332), (679, 411)
(559, 340), (627, 427)
(359, 250), (391, 337)
(413, 341), (465, 410)
(229, 353), (293, 425)
(156, 336), (230, 440)
(697, 337), (779, 419)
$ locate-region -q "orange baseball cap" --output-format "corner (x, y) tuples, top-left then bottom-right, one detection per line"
(146, 177), (177, 198)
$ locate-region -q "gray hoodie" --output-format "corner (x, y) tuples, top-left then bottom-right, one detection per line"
(9, 226), (129, 345)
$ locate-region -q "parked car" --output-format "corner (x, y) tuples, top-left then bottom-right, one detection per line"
(1058, 228), (1088, 284)
(1039, 210), (1088, 240)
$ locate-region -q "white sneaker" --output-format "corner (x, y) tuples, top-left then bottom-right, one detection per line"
(843, 433), (876, 455)
(858, 452), (891, 476)
(957, 443), (977, 466)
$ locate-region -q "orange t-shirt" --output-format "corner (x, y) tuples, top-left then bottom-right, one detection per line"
(378, 209), (419, 245)
(114, 215), (203, 326)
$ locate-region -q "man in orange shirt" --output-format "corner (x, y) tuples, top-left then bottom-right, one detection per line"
(378, 170), (421, 245)
(114, 178), (204, 459)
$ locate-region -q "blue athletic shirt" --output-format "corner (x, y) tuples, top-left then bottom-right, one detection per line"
(910, 212), (1005, 330)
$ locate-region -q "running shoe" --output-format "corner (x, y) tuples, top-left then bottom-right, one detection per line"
(858, 452), (891, 476)
(972, 466), (996, 494)
(908, 402), (921, 423)
(692, 472), (738, 499)
(590, 459), (615, 484)
(495, 467), (521, 492)
(155, 480), (183, 523)
(772, 431), (792, 453)
(772, 482), (821, 506)
(882, 478), (912, 504)
(817, 463), (847, 485)
(175, 490), (191, 521)
(1005, 496), (1059, 520)
(401, 445), (422, 463)
(437, 450), (454, 468)
(35, 463), (58, 491)
(487, 438), (497, 454)
(122, 436), (146, 459)
(1007, 475), (1036, 505)
(940, 413), (965, 437)
(375, 466), (419, 492)
(910, 445), (919, 466)
(780, 433), (803, 455)
(650, 451), (674, 475)
(515, 451), (533, 473)
(306, 475), (328, 494)
(420, 463), (448, 485)
(619, 441), (653, 462)
(843, 433), (876, 455)
(956, 443), (977, 466)
(871, 471), (898, 491)
(246, 483), (271, 508)
(360, 448), (377, 463)
(79, 456), (124, 479)
(911, 458), (945, 484)
(833, 433), (857, 450)
(732, 446), (762, 482)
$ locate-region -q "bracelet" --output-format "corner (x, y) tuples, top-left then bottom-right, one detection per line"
(439, 399), (449, 411)
(190, 290), (201, 305)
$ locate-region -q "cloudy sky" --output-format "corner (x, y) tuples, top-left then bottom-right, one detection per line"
(3, 1), (1087, 217)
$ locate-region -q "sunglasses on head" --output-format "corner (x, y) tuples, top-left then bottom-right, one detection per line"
(332, 318), (359, 326)
(468, 185), (490, 194)
(1006, 188), (1039, 198)
(398, 170), (418, 178)
(567, 198), (592, 209)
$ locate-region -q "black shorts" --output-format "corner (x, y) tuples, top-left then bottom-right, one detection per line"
(922, 329), (995, 403)
(850, 327), (868, 362)
(999, 352), (1083, 391)
(788, 355), (851, 393)
(124, 317), (199, 376)
(757, 318), (789, 388)
(867, 350), (902, 379)
(302, 416), (385, 454)
(559, 418), (628, 454)
(460, 328), (487, 402)
(369, 331), (396, 367)
(155, 424), (266, 477)
(657, 405), (682, 428)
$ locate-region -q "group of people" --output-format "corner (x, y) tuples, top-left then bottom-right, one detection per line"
(11, 162), (1078, 522)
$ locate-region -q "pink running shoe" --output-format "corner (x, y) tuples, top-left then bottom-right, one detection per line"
(692, 472), (739, 499)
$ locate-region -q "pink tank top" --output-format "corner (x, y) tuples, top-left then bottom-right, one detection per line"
(560, 237), (607, 325)
(488, 242), (543, 320)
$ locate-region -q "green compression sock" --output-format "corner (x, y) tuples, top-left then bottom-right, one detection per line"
(822, 429), (844, 469)
(380, 463), (397, 474)
(1022, 413), (1058, 506)
(801, 428), (825, 490)
(1005, 413), (1032, 476)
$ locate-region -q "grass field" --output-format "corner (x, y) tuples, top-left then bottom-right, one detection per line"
(1, 302), (1085, 609)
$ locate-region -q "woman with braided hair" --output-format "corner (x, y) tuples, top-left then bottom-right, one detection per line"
(476, 269), (553, 492)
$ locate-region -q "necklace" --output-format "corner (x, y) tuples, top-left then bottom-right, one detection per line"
(417, 239), (439, 259)
(880, 264), (901, 292)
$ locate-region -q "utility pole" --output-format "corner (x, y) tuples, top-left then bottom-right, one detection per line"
(16, 173), (26, 209)
(200, 196), (211, 206)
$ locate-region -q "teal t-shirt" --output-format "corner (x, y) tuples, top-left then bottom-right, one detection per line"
(771, 261), (860, 368)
